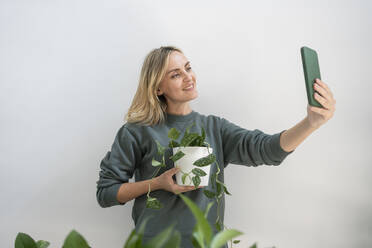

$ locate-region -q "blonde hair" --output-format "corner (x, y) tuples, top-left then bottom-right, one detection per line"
(124, 46), (183, 126)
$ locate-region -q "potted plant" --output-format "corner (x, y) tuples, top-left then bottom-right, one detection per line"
(145, 121), (233, 234)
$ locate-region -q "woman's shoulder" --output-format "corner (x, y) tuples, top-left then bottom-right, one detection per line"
(198, 111), (223, 122)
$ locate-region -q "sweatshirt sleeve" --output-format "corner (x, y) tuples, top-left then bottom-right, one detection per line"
(220, 117), (294, 168)
(96, 125), (141, 208)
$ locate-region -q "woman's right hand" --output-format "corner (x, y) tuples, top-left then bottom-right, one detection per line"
(156, 167), (204, 194)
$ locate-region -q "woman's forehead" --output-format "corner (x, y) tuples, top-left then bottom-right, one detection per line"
(168, 51), (189, 67)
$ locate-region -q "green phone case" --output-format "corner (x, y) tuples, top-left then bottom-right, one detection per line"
(301, 46), (322, 108)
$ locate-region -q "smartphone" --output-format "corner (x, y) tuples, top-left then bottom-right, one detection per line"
(300, 46), (323, 108)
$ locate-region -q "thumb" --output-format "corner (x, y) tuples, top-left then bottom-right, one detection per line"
(172, 167), (180, 174)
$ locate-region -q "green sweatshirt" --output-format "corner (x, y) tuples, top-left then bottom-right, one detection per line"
(96, 110), (294, 248)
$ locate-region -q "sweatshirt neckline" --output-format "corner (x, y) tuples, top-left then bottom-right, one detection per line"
(165, 110), (197, 123)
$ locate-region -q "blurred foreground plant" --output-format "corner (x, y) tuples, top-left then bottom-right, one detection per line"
(15, 194), (273, 248)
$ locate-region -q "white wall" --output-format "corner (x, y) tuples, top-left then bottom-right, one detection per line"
(1, 0), (371, 247)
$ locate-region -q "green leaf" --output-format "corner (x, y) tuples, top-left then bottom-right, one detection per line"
(123, 229), (140, 248)
(210, 229), (244, 248)
(203, 190), (216, 199)
(62, 230), (90, 248)
(155, 140), (166, 155)
(137, 215), (153, 235)
(143, 223), (176, 248)
(169, 151), (185, 162)
(191, 232), (204, 248)
(189, 136), (203, 146)
(216, 180), (231, 196)
(169, 140), (180, 147)
(193, 153), (216, 167)
(223, 185), (232, 196)
(201, 126), (206, 145)
(182, 174), (187, 185)
(123, 214), (154, 248)
(180, 133), (199, 147)
(162, 230), (181, 248)
(204, 201), (215, 218)
(192, 175), (201, 188)
(15, 233), (37, 248)
(146, 197), (163, 210)
(151, 158), (162, 167)
(168, 128), (180, 140)
(192, 168), (207, 177)
(233, 240), (241, 244)
(215, 221), (222, 232)
(36, 240), (50, 248)
(178, 194), (213, 246)
(249, 243), (258, 248)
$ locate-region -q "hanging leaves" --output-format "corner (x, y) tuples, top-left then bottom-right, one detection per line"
(203, 190), (216, 199)
(146, 197), (162, 210)
(155, 140), (166, 155)
(216, 179), (232, 196)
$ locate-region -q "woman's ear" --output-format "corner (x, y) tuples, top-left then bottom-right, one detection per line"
(157, 88), (163, 96)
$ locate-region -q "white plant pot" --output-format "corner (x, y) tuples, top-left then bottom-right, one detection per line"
(172, 146), (213, 186)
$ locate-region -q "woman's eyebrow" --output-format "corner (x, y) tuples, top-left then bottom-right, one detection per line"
(166, 61), (190, 74)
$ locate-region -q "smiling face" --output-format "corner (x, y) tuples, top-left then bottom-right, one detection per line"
(157, 51), (198, 114)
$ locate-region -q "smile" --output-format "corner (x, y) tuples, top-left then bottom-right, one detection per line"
(184, 84), (194, 90)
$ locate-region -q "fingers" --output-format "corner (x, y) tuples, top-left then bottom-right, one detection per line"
(314, 92), (332, 110)
(315, 78), (333, 98)
(172, 167), (180, 175)
(172, 184), (204, 194)
(313, 79), (336, 110)
(167, 167), (180, 176)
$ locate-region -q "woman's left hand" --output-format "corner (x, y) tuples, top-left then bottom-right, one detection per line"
(306, 78), (336, 129)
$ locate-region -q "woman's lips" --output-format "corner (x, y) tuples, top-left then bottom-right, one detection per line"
(183, 84), (195, 91)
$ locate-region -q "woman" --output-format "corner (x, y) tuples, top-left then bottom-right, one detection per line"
(96, 46), (336, 247)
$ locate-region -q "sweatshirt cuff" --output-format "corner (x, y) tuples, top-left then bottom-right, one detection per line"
(105, 183), (126, 207)
(270, 130), (295, 162)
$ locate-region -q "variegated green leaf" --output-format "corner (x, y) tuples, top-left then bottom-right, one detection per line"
(192, 168), (207, 177)
(193, 153), (216, 167)
(192, 175), (201, 188)
(36, 240), (50, 248)
(146, 197), (162, 210)
(169, 151), (185, 162)
(180, 133), (199, 147)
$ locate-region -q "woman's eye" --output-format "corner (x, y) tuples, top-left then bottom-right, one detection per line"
(171, 67), (191, 79)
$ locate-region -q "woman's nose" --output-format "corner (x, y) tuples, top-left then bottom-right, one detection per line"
(184, 71), (193, 81)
